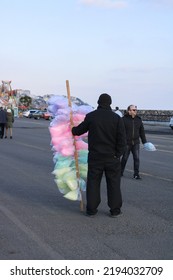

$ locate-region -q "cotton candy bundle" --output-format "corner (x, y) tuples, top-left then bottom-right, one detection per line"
(48, 95), (93, 201)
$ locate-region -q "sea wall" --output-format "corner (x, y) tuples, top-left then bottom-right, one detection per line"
(117, 110), (173, 122)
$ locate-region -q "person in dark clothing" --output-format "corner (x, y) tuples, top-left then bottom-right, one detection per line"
(115, 106), (123, 117)
(0, 107), (7, 139)
(121, 104), (147, 179)
(5, 108), (14, 139)
(72, 93), (126, 217)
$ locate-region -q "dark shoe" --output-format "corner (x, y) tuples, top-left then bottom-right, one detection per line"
(110, 208), (122, 217)
(5, 136), (7, 138)
(134, 175), (142, 180)
(85, 212), (97, 217)
(10, 136), (12, 139)
(109, 211), (122, 218)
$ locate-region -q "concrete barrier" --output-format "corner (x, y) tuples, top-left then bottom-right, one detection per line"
(115, 109), (173, 122)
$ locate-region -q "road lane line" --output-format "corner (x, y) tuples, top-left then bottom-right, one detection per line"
(156, 149), (173, 154)
(14, 141), (47, 151)
(126, 169), (173, 183)
(0, 204), (64, 260)
(140, 172), (173, 182)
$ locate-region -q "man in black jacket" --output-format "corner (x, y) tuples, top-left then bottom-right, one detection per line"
(121, 105), (147, 179)
(0, 107), (7, 139)
(72, 94), (126, 217)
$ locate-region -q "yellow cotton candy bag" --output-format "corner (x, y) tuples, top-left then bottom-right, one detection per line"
(52, 167), (71, 178)
(54, 179), (70, 195)
(64, 189), (80, 201)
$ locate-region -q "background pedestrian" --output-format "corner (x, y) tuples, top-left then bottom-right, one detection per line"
(115, 106), (123, 117)
(0, 106), (7, 139)
(5, 108), (14, 139)
(121, 104), (147, 179)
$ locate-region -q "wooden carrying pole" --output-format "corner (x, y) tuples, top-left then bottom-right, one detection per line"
(66, 80), (84, 211)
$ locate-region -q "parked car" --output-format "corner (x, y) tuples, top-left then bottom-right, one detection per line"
(32, 110), (45, 120)
(169, 117), (173, 129)
(23, 109), (37, 118)
(43, 111), (53, 120)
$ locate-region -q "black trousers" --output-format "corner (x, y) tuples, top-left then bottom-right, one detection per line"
(86, 157), (122, 214)
(0, 123), (5, 138)
(121, 143), (140, 176)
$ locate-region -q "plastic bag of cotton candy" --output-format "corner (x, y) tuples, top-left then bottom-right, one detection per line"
(143, 142), (156, 151)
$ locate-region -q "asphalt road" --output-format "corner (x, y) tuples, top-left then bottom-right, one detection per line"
(0, 118), (172, 260)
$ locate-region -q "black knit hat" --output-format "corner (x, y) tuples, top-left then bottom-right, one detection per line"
(98, 93), (112, 105)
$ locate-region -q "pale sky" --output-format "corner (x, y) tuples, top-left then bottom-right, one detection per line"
(1, 0), (173, 109)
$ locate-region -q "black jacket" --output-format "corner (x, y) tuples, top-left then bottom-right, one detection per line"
(122, 114), (147, 145)
(0, 109), (7, 123)
(72, 105), (126, 159)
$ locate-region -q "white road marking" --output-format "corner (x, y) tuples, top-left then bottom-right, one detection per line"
(0, 204), (64, 260)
